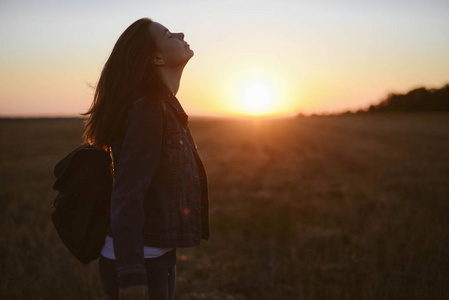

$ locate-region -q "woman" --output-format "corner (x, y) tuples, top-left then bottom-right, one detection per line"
(82, 18), (210, 300)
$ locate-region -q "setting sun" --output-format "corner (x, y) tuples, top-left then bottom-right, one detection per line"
(217, 66), (299, 118)
(239, 81), (275, 115)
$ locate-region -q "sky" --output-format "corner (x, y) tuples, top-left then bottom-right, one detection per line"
(1, 0), (448, 118)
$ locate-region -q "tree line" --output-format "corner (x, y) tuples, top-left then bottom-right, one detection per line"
(361, 83), (449, 113)
(299, 83), (449, 117)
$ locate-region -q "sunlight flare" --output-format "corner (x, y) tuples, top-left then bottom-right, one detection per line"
(216, 64), (301, 118)
(240, 81), (274, 114)
(234, 74), (282, 117)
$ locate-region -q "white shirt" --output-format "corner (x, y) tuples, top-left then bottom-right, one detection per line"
(100, 235), (174, 259)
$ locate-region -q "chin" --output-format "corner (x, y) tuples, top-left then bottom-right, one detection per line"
(186, 51), (194, 62)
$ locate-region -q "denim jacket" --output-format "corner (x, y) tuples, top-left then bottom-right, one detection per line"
(107, 93), (210, 288)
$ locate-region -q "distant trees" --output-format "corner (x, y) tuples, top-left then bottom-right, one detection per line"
(298, 83), (449, 117)
(366, 84), (449, 113)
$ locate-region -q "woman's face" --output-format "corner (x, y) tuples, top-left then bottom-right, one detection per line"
(149, 22), (194, 67)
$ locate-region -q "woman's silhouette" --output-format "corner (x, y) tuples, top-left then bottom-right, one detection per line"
(82, 18), (210, 300)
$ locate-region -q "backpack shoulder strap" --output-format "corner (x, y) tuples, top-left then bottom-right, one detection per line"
(108, 146), (115, 187)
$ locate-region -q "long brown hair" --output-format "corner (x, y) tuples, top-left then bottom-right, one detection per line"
(82, 18), (168, 150)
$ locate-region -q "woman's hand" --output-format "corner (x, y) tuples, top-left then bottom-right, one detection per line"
(119, 285), (149, 300)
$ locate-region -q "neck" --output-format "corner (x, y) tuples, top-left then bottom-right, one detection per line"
(157, 65), (186, 96)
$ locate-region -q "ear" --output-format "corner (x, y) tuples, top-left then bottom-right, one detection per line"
(152, 55), (165, 66)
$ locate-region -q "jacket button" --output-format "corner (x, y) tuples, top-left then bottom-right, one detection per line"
(179, 139), (183, 145)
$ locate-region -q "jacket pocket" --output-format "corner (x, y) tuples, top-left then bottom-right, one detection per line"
(165, 132), (185, 149)
(164, 131), (188, 180)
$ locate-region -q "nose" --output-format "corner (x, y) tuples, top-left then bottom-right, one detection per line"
(177, 32), (184, 40)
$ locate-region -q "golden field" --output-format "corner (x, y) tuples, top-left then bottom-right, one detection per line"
(1, 113), (448, 300)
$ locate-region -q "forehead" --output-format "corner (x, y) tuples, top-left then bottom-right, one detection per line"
(149, 22), (169, 40)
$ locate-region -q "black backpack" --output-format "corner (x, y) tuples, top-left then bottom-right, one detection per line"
(50, 143), (113, 264)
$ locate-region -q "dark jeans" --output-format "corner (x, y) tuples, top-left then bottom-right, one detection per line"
(99, 249), (177, 300)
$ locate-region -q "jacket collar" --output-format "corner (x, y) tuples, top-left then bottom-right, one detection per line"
(165, 93), (185, 114)
(164, 93), (189, 128)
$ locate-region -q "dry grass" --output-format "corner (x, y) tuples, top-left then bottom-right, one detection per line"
(1, 113), (448, 299)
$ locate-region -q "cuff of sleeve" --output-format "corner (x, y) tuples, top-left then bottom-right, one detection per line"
(117, 265), (148, 289)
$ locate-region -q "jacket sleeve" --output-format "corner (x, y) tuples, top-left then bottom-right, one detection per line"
(110, 98), (163, 288)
